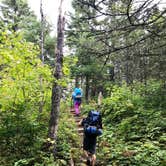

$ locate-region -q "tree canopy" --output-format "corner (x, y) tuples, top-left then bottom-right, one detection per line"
(0, 0), (166, 165)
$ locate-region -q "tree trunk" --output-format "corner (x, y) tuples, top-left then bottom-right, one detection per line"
(48, 0), (65, 157)
(75, 75), (79, 87)
(13, 0), (18, 32)
(39, 0), (45, 113)
(85, 75), (90, 103)
(40, 0), (45, 63)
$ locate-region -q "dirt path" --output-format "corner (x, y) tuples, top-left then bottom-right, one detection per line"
(70, 108), (87, 166)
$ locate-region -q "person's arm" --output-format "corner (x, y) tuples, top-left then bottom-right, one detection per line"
(78, 119), (83, 126)
(79, 118), (88, 126)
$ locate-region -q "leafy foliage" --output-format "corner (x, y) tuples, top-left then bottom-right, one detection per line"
(0, 1), (166, 166)
(0, 31), (53, 165)
(96, 81), (166, 165)
(0, 0), (56, 65)
(0, 31), (53, 111)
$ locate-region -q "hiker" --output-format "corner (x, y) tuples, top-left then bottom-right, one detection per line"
(71, 86), (83, 116)
(79, 110), (103, 166)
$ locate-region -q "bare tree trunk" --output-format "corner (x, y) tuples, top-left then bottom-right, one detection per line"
(40, 0), (44, 63)
(13, 0), (18, 32)
(48, 0), (65, 157)
(85, 75), (90, 103)
(75, 76), (79, 87)
(39, 0), (45, 113)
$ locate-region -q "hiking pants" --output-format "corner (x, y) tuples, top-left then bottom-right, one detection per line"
(74, 100), (81, 115)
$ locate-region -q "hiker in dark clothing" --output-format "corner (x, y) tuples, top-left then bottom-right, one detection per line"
(79, 110), (103, 166)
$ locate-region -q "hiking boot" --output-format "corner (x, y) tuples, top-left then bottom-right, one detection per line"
(86, 157), (92, 166)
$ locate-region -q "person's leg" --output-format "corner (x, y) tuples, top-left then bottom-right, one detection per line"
(83, 136), (91, 165)
(91, 154), (96, 166)
(74, 101), (78, 114)
(77, 102), (81, 114)
(83, 150), (89, 158)
(74, 101), (80, 115)
(86, 152), (92, 166)
(88, 136), (97, 166)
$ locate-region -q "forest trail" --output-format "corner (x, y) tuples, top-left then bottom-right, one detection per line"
(69, 108), (87, 166)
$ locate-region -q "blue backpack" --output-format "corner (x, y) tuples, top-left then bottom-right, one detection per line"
(84, 110), (103, 136)
(88, 110), (101, 126)
(74, 88), (82, 98)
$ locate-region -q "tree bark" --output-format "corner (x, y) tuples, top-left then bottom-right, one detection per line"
(13, 0), (18, 32)
(40, 0), (45, 63)
(85, 75), (90, 103)
(39, 0), (45, 113)
(48, 0), (65, 157)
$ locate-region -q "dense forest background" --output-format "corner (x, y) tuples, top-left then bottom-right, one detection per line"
(0, 0), (166, 166)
